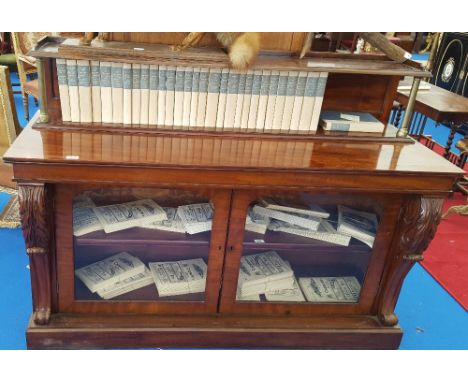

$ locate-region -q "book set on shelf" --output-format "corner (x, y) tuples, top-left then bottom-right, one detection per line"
(4, 33), (463, 350)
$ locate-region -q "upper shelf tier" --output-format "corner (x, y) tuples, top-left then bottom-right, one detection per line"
(30, 36), (430, 77)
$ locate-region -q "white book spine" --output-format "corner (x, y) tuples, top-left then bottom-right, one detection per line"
(99, 61), (113, 123)
(173, 66), (185, 127)
(122, 63), (132, 125)
(111, 62), (123, 124)
(56, 59), (71, 122)
(263, 70), (279, 133)
(298, 72), (319, 132)
(272, 71), (288, 133)
(281, 71), (298, 133)
(77, 60), (92, 123)
(148, 65), (159, 126)
(224, 70), (239, 130)
(182, 67), (193, 128)
(90, 60), (101, 123)
(66, 60), (80, 123)
(131, 63), (141, 125)
(164, 66), (176, 127)
(140, 64), (150, 125)
(215, 68), (229, 130)
(247, 70), (262, 131)
(290, 71), (307, 132)
(189, 68), (200, 128)
(310, 72), (328, 133)
(234, 72), (246, 130)
(205, 68), (221, 130)
(196, 68), (209, 128)
(240, 70), (254, 130)
(254, 70), (270, 131)
(157, 65), (166, 126)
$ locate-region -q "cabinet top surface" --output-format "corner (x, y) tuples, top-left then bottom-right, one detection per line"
(4, 118), (464, 177)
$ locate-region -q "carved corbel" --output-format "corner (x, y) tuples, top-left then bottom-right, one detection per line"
(378, 196), (444, 326)
(18, 183), (52, 325)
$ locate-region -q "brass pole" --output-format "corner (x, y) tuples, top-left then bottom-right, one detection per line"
(36, 57), (49, 123)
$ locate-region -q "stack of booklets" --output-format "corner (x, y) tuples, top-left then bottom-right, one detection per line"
(245, 208), (270, 235)
(93, 199), (167, 233)
(298, 276), (361, 303)
(72, 194), (103, 237)
(176, 203), (214, 234)
(264, 276), (306, 302)
(148, 258), (207, 297)
(56, 59), (327, 134)
(75, 252), (151, 298)
(140, 207), (186, 233)
(337, 205), (378, 247)
(319, 111), (385, 133)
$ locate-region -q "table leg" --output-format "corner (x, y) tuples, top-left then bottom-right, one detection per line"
(444, 122), (460, 159)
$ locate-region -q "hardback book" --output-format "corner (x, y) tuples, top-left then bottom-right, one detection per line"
(224, 70), (239, 130)
(66, 59), (80, 123)
(268, 218), (351, 247)
(157, 64), (166, 126)
(233, 70), (246, 130)
(100, 61), (113, 123)
(75, 252), (146, 293)
(319, 111), (384, 133)
(265, 276), (306, 302)
(77, 60), (92, 123)
(131, 63), (141, 125)
(281, 71), (298, 133)
(298, 72), (318, 132)
(247, 70), (262, 131)
(290, 71), (307, 132)
(97, 267), (154, 299)
(140, 207), (186, 233)
(259, 197), (330, 219)
(272, 71), (289, 132)
(149, 258), (207, 297)
(298, 276), (361, 303)
(90, 60), (102, 123)
(245, 209), (270, 235)
(205, 68), (222, 129)
(140, 64), (150, 125)
(215, 68), (229, 129)
(337, 205), (378, 247)
(56, 59), (71, 122)
(237, 251), (294, 297)
(240, 70), (254, 131)
(182, 67), (193, 128)
(310, 72), (328, 132)
(93, 199), (167, 233)
(196, 68), (209, 128)
(263, 70), (280, 132)
(111, 62), (123, 124)
(253, 205), (321, 231)
(122, 63), (132, 125)
(173, 66), (185, 127)
(164, 66), (176, 126)
(148, 64), (159, 125)
(189, 67), (200, 128)
(177, 203), (214, 234)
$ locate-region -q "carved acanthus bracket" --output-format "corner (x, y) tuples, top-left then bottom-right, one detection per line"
(18, 184), (52, 325)
(378, 196), (443, 326)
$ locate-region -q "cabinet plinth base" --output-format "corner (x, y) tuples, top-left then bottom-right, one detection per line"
(26, 313), (402, 349)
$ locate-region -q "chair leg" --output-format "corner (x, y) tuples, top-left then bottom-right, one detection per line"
(23, 92), (29, 121)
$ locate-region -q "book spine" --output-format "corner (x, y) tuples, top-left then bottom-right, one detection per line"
(122, 63), (132, 125)
(215, 68), (229, 130)
(298, 72), (318, 133)
(66, 59), (80, 123)
(100, 62), (113, 123)
(189, 68), (200, 129)
(140, 64), (150, 126)
(234, 72), (246, 131)
(56, 58), (71, 122)
(157, 65), (166, 126)
(255, 70), (271, 131)
(182, 67), (193, 128)
(248, 70), (262, 131)
(205, 68), (221, 130)
(272, 71), (288, 133)
(263, 70), (279, 133)
(240, 70), (253, 131)
(111, 62), (123, 124)
(289, 71), (307, 133)
(310, 72), (328, 133)
(196, 68), (209, 129)
(173, 66), (185, 127)
(224, 70), (239, 131)
(77, 60), (93, 123)
(281, 71), (298, 133)
(131, 63), (141, 125)
(90, 60), (101, 123)
(148, 65), (159, 126)
(164, 65), (176, 127)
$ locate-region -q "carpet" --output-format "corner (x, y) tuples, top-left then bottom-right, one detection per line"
(0, 186), (20, 228)
(421, 192), (468, 311)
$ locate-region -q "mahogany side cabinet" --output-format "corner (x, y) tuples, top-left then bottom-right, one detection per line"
(4, 116), (464, 349)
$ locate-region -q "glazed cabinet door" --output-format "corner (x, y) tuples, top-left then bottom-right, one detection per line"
(219, 189), (402, 316)
(55, 184), (230, 315)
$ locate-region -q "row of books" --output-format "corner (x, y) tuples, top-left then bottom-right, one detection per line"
(73, 193), (214, 236)
(246, 198), (378, 248)
(75, 251), (207, 299)
(56, 59), (327, 133)
(236, 250), (361, 303)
